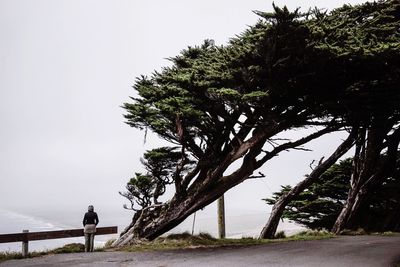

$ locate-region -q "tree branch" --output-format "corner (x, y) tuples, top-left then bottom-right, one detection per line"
(255, 124), (340, 169)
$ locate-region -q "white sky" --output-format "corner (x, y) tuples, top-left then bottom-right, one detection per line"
(0, 0), (368, 225)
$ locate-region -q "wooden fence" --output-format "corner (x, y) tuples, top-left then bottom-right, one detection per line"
(0, 226), (118, 256)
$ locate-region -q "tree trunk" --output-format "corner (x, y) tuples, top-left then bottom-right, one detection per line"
(119, 210), (142, 238)
(259, 129), (357, 239)
(332, 126), (400, 234)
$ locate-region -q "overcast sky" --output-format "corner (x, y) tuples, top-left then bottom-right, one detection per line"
(0, 0), (368, 222)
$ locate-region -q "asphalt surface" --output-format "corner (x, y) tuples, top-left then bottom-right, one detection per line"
(1, 236), (400, 267)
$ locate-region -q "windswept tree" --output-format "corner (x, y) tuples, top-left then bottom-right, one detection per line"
(115, 1), (400, 245)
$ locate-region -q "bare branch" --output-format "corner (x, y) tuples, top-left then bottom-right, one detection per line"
(309, 157), (325, 170)
(309, 159), (316, 170)
(291, 147), (313, 152)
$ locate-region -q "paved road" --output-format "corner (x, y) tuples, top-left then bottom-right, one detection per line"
(2, 236), (400, 267)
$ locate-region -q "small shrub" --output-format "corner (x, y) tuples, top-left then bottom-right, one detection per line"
(382, 231), (394, 236)
(198, 232), (215, 240)
(165, 232), (192, 240)
(296, 230), (330, 237)
(274, 231), (286, 239)
(340, 228), (367, 236)
(241, 236), (254, 240)
(290, 230), (334, 240)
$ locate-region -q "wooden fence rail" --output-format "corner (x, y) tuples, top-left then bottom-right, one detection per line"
(0, 226), (118, 256)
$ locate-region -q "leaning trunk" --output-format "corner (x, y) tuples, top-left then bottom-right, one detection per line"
(331, 186), (360, 233)
(113, 165), (255, 247)
(259, 197), (287, 239)
(259, 129), (357, 239)
(332, 125), (400, 234)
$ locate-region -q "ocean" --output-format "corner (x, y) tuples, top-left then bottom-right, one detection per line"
(0, 208), (125, 252)
(0, 207), (304, 252)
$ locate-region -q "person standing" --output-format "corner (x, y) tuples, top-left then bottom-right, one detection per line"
(82, 205), (99, 252)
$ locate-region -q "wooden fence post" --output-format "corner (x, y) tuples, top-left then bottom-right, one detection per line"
(22, 230), (29, 257)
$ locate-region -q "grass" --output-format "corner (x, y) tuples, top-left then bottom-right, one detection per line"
(0, 243), (105, 262)
(340, 228), (400, 236)
(0, 250), (49, 262)
(120, 230), (336, 252)
(0, 251), (26, 262)
(5, 229), (379, 262)
(3, 229), (399, 263)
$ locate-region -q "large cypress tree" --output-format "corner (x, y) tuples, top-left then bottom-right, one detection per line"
(115, 1), (400, 245)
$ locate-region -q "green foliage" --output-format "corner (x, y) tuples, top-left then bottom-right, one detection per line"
(124, 0), (400, 163)
(141, 147), (184, 184)
(120, 147), (190, 211)
(307, 0), (400, 120)
(121, 173), (155, 210)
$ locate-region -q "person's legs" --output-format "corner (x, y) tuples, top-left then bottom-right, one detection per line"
(84, 234), (90, 252)
(89, 233), (95, 252)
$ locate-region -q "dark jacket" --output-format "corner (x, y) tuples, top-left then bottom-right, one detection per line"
(83, 211), (99, 226)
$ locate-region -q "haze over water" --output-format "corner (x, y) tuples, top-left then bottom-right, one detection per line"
(0, 206), (303, 252)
